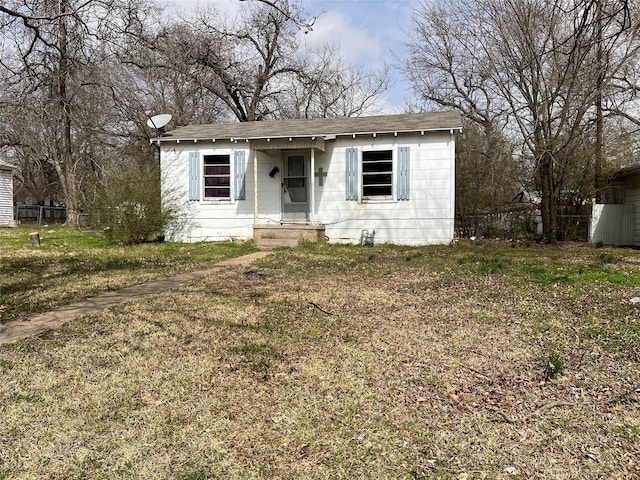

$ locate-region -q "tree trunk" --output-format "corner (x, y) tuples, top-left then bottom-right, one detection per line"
(56, 0), (80, 227)
(61, 161), (80, 226)
(539, 151), (558, 243)
(594, 0), (604, 203)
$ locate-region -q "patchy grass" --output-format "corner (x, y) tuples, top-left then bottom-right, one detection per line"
(0, 240), (639, 478)
(0, 225), (257, 323)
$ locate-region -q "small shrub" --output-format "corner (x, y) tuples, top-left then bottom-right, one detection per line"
(596, 251), (617, 264)
(89, 158), (188, 244)
(542, 351), (564, 380)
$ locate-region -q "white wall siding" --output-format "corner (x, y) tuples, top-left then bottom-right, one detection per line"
(0, 170), (14, 227)
(161, 130), (456, 245)
(313, 132), (455, 245)
(162, 143), (282, 242)
(589, 204), (635, 246)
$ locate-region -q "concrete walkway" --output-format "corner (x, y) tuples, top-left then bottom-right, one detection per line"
(0, 251), (273, 346)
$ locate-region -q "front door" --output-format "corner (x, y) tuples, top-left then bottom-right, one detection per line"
(282, 151), (309, 221)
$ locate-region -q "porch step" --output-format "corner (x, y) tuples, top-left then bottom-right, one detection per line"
(256, 238), (301, 248)
(253, 224), (326, 249)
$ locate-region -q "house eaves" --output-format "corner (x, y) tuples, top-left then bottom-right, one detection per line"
(612, 163), (640, 180)
(158, 111), (462, 144)
(0, 159), (17, 171)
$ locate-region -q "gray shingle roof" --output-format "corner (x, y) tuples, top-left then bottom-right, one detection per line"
(160, 111), (461, 142)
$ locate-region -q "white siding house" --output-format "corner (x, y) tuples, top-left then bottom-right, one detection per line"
(0, 160), (16, 227)
(590, 164), (640, 246)
(159, 111), (462, 246)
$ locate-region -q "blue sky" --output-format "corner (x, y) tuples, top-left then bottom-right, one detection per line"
(164, 0), (418, 113)
(302, 0), (416, 112)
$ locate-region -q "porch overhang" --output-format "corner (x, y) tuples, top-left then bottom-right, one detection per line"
(250, 137), (326, 152)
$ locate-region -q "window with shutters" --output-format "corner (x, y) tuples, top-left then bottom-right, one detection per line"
(203, 154), (230, 199)
(362, 150), (393, 198)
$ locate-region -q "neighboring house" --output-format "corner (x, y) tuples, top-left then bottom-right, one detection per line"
(589, 164), (639, 246)
(159, 111), (462, 246)
(0, 159), (17, 227)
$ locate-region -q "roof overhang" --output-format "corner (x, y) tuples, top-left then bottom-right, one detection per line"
(251, 137), (326, 152)
(612, 163), (640, 180)
(155, 111), (463, 146)
(0, 161), (16, 172)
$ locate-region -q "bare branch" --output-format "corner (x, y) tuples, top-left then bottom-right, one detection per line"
(238, 0), (315, 31)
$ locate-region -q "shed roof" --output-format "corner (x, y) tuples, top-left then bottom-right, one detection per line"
(613, 163), (640, 179)
(0, 159), (16, 171)
(159, 111), (462, 143)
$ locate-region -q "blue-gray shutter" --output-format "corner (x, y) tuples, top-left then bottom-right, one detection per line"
(234, 150), (247, 200)
(188, 151), (200, 201)
(345, 147), (358, 201)
(397, 146), (410, 201)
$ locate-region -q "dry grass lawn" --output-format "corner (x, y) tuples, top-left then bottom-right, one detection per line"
(1, 240), (639, 479)
(0, 226), (256, 324)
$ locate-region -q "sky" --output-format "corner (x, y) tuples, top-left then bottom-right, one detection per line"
(162, 0), (419, 113)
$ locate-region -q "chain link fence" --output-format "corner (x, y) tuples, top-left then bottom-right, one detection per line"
(14, 204), (67, 225)
(456, 207), (590, 242)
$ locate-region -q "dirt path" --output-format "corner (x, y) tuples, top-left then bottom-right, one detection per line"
(0, 251), (273, 346)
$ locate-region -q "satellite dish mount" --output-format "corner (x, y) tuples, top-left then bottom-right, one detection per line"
(146, 113), (172, 143)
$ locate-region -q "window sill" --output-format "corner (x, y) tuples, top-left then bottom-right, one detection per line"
(201, 198), (233, 205)
(361, 197), (396, 204)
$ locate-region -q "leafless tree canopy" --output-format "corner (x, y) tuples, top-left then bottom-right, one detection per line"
(406, 0), (640, 241)
(0, 0), (390, 225)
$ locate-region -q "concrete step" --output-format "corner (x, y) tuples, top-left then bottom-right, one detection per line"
(253, 224), (326, 248)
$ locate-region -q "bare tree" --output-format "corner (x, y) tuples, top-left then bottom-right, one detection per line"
(406, 0), (640, 241)
(239, 0), (315, 31)
(454, 120), (525, 237)
(271, 45), (390, 119)
(143, 4), (304, 122)
(0, 0), (154, 225)
(138, 3), (388, 123)
(567, 1), (637, 201)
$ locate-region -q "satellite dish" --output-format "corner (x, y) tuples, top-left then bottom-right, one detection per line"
(147, 114), (172, 129)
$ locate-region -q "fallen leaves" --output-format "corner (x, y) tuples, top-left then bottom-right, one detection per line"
(1, 243), (640, 478)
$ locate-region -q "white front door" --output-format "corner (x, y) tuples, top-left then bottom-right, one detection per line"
(282, 151), (309, 222)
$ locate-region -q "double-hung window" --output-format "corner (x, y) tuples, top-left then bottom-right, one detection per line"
(203, 154), (230, 199)
(362, 150), (393, 198)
